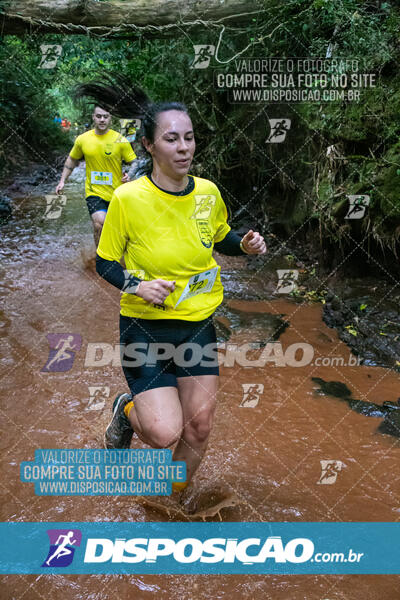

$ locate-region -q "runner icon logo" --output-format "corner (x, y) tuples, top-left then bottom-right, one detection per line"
(41, 334), (82, 373)
(87, 386), (110, 411)
(317, 460), (343, 485)
(38, 45), (62, 69)
(275, 269), (299, 294)
(240, 383), (264, 408)
(344, 195), (370, 219)
(266, 118), (291, 143)
(190, 195), (216, 220)
(42, 529), (82, 567)
(43, 194), (67, 220)
(191, 45), (215, 69)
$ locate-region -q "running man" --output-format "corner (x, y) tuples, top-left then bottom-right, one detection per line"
(45, 531), (77, 566)
(55, 105), (136, 246)
(93, 84), (266, 497)
(267, 119), (290, 142)
(43, 334), (78, 372)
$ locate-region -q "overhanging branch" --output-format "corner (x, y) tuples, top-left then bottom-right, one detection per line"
(1, 0), (267, 36)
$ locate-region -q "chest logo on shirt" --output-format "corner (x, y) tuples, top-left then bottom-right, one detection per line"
(190, 194), (216, 248)
(104, 143), (114, 156)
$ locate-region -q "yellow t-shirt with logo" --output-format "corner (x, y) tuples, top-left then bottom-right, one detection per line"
(69, 129), (136, 202)
(97, 175), (231, 321)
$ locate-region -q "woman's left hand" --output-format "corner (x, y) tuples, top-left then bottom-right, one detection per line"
(241, 230), (267, 255)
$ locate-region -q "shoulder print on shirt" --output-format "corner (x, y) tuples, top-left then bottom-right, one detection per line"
(190, 194), (216, 248)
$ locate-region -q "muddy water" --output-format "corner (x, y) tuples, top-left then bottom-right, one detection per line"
(1, 181), (399, 599)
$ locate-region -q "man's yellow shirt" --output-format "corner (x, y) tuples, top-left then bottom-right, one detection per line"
(69, 129), (136, 202)
(97, 175), (231, 321)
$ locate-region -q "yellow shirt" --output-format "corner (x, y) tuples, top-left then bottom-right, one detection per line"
(69, 129), (136, 202)
(97, 175), (231, 321)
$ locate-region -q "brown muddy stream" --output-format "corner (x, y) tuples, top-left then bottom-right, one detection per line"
(0, 178), (399, 599)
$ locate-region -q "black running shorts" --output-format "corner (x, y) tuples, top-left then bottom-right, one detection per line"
(86, 195), (109, 215)
(120, 315), (219, 396)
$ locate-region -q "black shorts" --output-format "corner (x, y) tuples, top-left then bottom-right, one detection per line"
(86, 195), (109, 215)
(120, 315), (219, 396)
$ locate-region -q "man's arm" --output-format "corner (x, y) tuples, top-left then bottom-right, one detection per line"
(121, 159), (136, 183)
(56, 156), (80, 194)
(121, 158), (140, 183)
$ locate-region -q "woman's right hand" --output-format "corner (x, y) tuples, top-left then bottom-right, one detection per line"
(136, 279), (176, 304)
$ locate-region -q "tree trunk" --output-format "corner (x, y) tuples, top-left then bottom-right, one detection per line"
(1, 0), (262, 36)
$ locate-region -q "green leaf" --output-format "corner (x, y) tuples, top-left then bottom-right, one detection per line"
(345, 325), (357, 336)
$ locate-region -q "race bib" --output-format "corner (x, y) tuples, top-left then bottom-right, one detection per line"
(175, 267), (218, 308)
(91, 171), (113, 185)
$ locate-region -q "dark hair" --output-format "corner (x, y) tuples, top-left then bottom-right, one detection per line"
(92, 105), (111, 114)
(74, 73), (189, 173)
(141, 101), (188, 143)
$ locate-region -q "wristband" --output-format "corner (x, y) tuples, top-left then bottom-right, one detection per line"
(240, 240), (249, 254)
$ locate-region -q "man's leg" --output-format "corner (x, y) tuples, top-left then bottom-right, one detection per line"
(91, 210), (107, 247)
(172, 374), (218, 485)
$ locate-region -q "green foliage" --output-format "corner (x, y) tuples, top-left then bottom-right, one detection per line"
(0, 36), (73, 173)
(0, 0), (399, 254)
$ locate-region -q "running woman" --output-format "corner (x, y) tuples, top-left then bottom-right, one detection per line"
(56, 104), (136, 246)
(95, 88), (266, 494)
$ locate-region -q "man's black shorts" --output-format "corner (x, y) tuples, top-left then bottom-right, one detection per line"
(86, 195), (109, 215)
(120, 315), (219, 396)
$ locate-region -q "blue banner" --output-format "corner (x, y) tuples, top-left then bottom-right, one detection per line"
(0, 522), (399, 574)
(20, 449), (186, 496)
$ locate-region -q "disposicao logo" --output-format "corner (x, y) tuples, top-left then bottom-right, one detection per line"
(83, 536), (314, 564)
(42, 529), (82, 567)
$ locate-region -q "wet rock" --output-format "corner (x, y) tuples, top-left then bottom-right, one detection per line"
(330, 310), (344, 326)
(378, 412), (400, 436)
(7, 181), (22, 192)
(330, 296), (341, 311)
(323, 292), (400, 371)
(30, 167), (51, 186)
(312, 377), (400, 437)
(0, 195), (12, 223)
(215, 303), (289, 345)
(68, 162), (86, 183)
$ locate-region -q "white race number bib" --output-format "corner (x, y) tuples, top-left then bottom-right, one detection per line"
(175, 267), (218, 308)
(91, 171), (113, 185)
